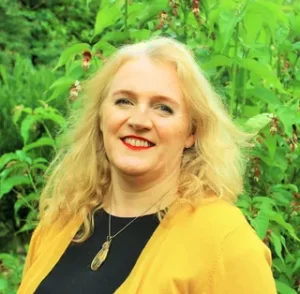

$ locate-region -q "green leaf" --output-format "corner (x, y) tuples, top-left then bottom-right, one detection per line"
(16, 150), (32, 165)
(265, 210), (300, 241)
(102, 31), (128, 43)
(0, 162), (27, 180)
(263, 133), (277, 160)
(39, 112), (66, 128)
(201, 55), (233, 70)
(292, 257), (300, 274)
(276, 106), (298, 137)
(256, 0), (288, 25)
(241, 105), (261, 118)
(100, 0), (114, 9)
(272, 258), (286, 273)
(137, 0), (168, 25)
(280, 235), (291, 257)
(0, 64), (8, 85)
(20, 114), (43, 144)
(270, 149), (288, 171)
(16, 222), (37, 234)
(92, 40), (117, 56)
(23, 137), (56, 152)
(127, 3), (145, 26)
(270, 232), (284, 263)
(46, 83), (71, 103)
(246, 87), (281, 105)
(239, 59), (283, 90)
(271, 188), (293, 206)
(243, 10), (263, 45)
(272, 184), (298, 193)
(0, 176), (31, 199)
(94, 2), (124, 37)
(66, 62), (85, 79)
(243, 113), (272, 133)
(253, 196), (277, 208)
(31, 163), (47, 172)
(0, 278), (8, 291)
(0, 153), (19, 170)
(0, 253), (18, 268)
(129, 29), (152, 42)
(14, 193), (40, 226)
(272, 192), (291, 206)
(49, 76), (75, 91)
(14, 192), (39, 214)
(218, 10), (239, 51)
(292, 41), (300, 51)
(53, 43), (91, 71)
(250, 211), (269, 240)
(33, 157), (49, 164)
(13, 105), (25, 125)
(275, 280), (298, 294)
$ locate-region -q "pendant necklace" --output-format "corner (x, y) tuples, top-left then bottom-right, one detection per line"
(90, 192), (171, 271)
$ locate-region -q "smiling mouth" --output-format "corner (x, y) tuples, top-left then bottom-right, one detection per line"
(121, 137), (155, 149)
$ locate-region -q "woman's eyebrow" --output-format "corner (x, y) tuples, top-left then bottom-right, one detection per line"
(112, 89), (180, 107)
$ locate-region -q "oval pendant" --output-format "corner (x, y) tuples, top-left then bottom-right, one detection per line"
(91, 238), (112, 271)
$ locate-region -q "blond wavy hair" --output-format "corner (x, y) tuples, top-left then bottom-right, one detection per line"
(39, 37), (253, 242)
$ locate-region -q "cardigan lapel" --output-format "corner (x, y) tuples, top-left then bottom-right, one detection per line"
(18, 201), (188, 294)
(115, 201), (189, 293)
(18, 216), (83, 294)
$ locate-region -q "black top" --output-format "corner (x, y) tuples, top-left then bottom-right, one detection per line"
(34, 209), (159, 294)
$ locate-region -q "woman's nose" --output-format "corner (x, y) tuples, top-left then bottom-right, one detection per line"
(127, 108), (153, 131)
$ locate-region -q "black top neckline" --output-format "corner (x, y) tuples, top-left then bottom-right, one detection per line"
(35, 206), (160, 294)
(101, 208), (160, 221)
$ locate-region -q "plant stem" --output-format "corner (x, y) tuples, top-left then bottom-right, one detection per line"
(230, 22), (240, 117)
(26, 167), (38, 194)
(277, 49), (281, 80)
(41, 121), (57, 153)
(181, 0), (189, 42)
(292, 54), (299, 70)
(13, 188), (36, 212)
(291, 168), (299, 184)
(125, 0), (129, 39)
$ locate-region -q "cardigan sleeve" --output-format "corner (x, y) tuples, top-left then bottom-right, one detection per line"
(22, 223), (44, 278)
(217, 223), (277, 294)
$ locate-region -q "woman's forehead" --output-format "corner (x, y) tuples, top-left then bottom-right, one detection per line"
(108, 57), (184, 101)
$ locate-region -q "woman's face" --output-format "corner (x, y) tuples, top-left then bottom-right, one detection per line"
(100, 57), (195, 179)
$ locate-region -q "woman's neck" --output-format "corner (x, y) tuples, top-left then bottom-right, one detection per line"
(104, 168), (180, 217)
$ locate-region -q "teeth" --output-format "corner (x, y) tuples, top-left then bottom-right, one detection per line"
(123, 138), (152, 147)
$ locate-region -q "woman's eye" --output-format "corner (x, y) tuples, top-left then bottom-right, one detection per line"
(115, 98), (132, 105)
(157, 104), (174, 115)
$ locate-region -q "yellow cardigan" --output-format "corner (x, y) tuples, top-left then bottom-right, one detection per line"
(18, 197), (277, 294)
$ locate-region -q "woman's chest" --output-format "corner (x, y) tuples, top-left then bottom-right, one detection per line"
(115, 230), (215, 294)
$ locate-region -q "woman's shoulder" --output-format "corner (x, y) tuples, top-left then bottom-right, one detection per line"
(185, 196), (253, 242)
(195, 196), (247, 224)
(169, 196), (269, 257)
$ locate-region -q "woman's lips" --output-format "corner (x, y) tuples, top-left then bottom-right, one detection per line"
(121, 139), (154, 150)
(121, 135), (155, 145)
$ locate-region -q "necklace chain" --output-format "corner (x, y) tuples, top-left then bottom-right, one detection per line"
(108, 191), (169, 240)
(90, 191), (172, 271)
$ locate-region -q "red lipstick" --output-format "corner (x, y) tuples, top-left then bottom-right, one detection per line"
(122, 135), (154, 145)
(121, 135), (155, 151)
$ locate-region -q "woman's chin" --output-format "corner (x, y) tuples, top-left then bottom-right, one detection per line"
(118, 166), (151, 177)
(112, 161), (154, 177)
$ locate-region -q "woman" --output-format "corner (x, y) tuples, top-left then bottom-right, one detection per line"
(18, 37), (277, 293)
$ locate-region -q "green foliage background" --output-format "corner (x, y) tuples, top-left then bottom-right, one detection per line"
(0, 0), (299, 293)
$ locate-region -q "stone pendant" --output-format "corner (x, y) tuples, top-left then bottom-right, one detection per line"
(91, 238), (112, 271)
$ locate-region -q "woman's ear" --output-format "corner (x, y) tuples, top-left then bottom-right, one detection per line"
(184, 123), (196, 148)
(98, 108), (103, 132)
(184, 133), (195, 149)
(99, 119), (103, 132)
